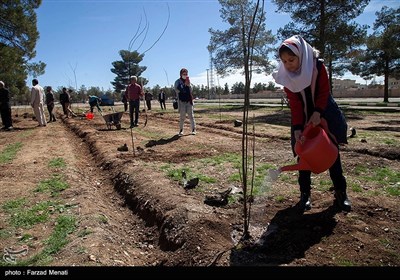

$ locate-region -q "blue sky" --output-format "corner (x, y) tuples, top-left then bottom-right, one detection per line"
(32, 0), (398, 90)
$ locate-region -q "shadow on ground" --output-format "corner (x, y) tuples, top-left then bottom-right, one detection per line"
(230, 205), (340, 265)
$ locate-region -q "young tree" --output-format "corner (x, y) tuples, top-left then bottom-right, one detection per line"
(350, 6), (400, 102)
(231, 82), (245, 94)
(209, 0), (275, 239)
(224, 83), (230, 95)
(253, 82), (266, 93)
(272, 0), (369, 92)
(209, 0), (275, 78)
(266, 81), (276, 91)
(110, 50), (147, 92)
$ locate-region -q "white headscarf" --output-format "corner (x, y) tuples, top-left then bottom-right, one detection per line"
(272, 35), (318, 93)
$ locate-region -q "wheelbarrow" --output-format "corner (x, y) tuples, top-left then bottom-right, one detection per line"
(101, 111), (124, 130)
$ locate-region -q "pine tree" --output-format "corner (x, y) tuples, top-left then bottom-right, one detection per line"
(110, 50), (147, 92)
(272, 0), (369, 92)
(350, 6), (400, 102)
(0, 0), (42, 100)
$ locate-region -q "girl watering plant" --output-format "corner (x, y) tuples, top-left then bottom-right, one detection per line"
(272, 35), (351, 212)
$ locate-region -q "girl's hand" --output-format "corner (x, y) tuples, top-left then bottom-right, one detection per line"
(294, 130), (302, 142)
(308, 111), (321, 127)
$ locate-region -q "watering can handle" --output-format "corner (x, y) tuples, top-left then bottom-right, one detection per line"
(301, 118), (338, 145)
(320, 118), (338, 145)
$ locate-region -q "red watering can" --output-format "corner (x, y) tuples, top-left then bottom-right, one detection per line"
(267, 119), (338, 182)
(86, 112), (94, 120)
(280, 119), (338, 174)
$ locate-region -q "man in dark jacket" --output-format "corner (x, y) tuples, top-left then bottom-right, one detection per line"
(158, 89), (166, 110)
(88, 95), (102, 113)
(0, 81), (13, 131)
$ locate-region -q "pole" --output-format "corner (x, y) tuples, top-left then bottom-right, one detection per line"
(206, 69), (210, 100)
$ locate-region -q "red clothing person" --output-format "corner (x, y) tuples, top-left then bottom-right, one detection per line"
(125, 76), (143, 128)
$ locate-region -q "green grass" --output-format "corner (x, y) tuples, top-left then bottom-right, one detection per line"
(372, 167), (400, 185)
(9, 201), (58, 229)
(336, 258), (356, 266)
(97, 214), (108, 224)
(77, 228), (93, 238)
(16, 131), (33, 139)
(228, 173), (241, 183)
(76, 246), (87, 254)
(19, 233), (33, 242)
(252, 163), (276, 195)
(354, 165), (368, 175)
(164, 166), (217, 184)
(198, 152), (242, 169)
(386, 185), (400, 196)
(0, 229), (13, 239)
(48, 157), (67, 168)
(162, 154), (281, 197)
(2, 198), (26, 212)
(274, 195), (285, 202)
(43, 215), (76, 254)
(35, 175), (69, 196)
(383, 138), (399, 146)
(353, 165), (400, 196)
(0, 142), (23, 164)
(279, 173), (298, 184)
(315, 179), (333, 192)
(348, 181), (363, 193)
(355, 131), (400, 147)
(16, 215), (77, 266)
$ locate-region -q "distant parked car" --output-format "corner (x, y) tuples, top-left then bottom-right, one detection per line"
(100, 95), (114, 106)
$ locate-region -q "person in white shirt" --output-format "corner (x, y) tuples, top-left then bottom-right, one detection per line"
(30, 79), (47, 127)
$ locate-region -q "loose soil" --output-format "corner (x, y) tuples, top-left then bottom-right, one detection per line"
(0, 102), (399, 268)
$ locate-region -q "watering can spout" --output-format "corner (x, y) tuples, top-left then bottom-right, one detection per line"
(280, 161), (311, 172)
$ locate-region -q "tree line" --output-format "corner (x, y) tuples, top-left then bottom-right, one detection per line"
(1, 0), (399, 103)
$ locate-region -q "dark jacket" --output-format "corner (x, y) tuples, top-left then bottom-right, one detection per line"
(0, 87), (11, 105)
(174, 78), (192, 102)
(60, 92), (70, 104)
(46, 92), (55, 105)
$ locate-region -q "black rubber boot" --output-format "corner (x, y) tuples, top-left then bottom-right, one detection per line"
(334, 190), (351, 212)
(299, 192), (311, 212)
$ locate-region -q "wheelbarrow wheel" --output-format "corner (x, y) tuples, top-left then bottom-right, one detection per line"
(116, 123), (121, 130)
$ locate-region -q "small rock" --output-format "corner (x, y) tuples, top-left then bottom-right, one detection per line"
(117, 143), (128, 152)
(234, 120), (242, 127)
(89, 255), (97, 262)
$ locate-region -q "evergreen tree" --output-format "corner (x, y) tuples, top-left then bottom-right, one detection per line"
(0, 0), (42, 98)
(224, 83), (230, 95)
(272, 0), (369, 92)
(0, 0), (41, 58)
(26, 61), (46, 79)
(350, 6), (400, 102)
(110, 50), (147, 92)
(208, 0), (275, 78)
